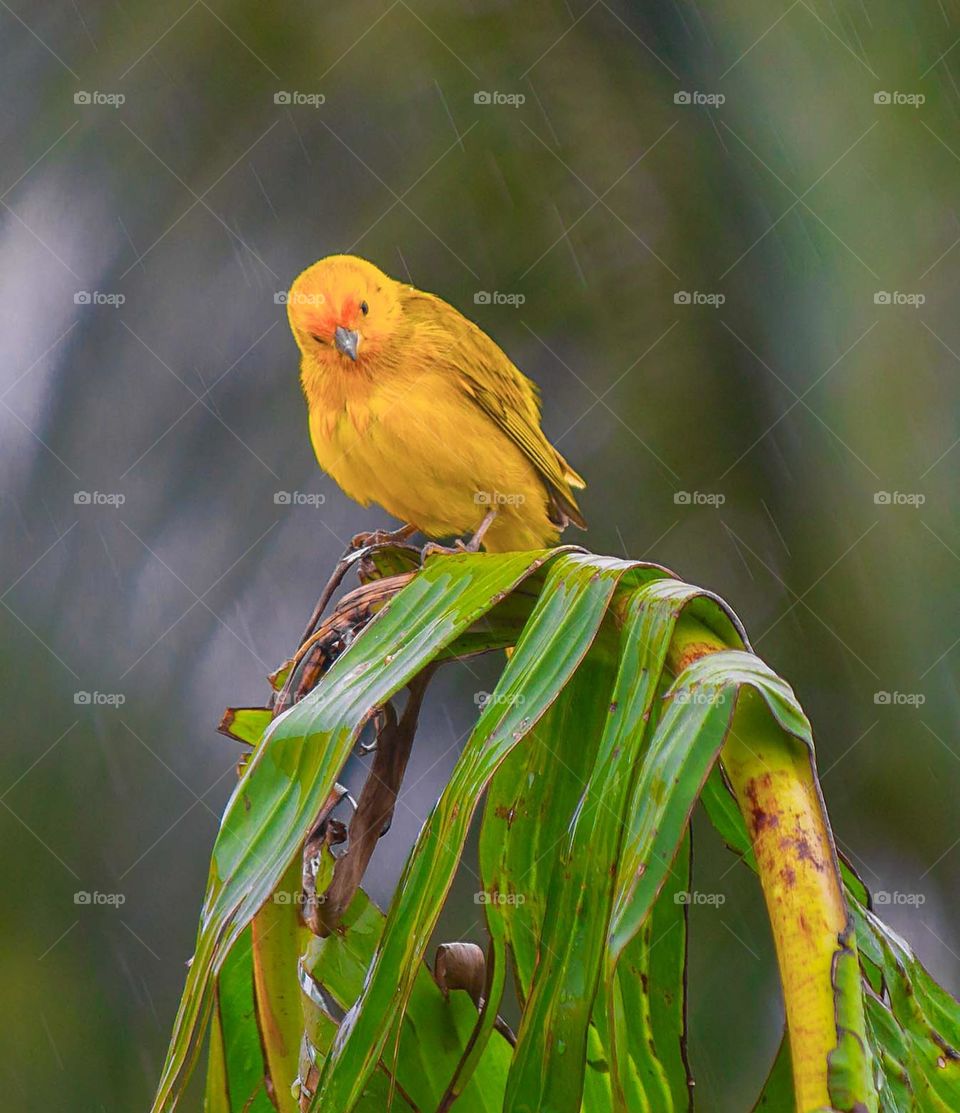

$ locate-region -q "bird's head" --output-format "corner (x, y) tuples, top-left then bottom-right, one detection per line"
(286, 255), (402, 367)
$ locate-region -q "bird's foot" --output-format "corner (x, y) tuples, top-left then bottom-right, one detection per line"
(420, 509), (498, 562)
(420, 540), (460, 562)
(459, 508), (497, 552)
(350, 523), (418, 550)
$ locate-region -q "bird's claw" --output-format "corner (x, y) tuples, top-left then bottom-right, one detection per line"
(421, 508), (497, 562)
(421, 540), (460, 563)
(350, 523), (417, 550)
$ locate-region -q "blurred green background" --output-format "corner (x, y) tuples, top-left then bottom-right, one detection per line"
(2, 1), (958, 1109)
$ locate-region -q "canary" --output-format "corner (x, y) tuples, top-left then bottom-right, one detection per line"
(285, 255), (585, 553)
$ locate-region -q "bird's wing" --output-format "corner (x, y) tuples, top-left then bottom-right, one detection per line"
(404, 290), (586, 529)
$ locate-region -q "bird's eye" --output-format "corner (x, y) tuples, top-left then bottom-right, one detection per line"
(360, 301), (369, 316)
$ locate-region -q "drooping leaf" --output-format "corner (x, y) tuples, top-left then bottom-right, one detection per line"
(504, 578), (702, 1112)
(203, 926), (273, 1113)
(481, 651), (621, 999)
(311, 553), (640, 1111)
(153, 549), (560, 1111)
(855, 905), (960, 1111)
(159, 548), (960, 1113)
(251, 856), (306, 1112)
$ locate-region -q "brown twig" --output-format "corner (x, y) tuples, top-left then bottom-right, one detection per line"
(314, 665), (436, 936)
(275, 571), (416, 714)
(296, 544), (366, 652)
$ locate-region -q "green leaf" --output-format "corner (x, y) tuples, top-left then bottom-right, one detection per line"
(311, 553), (640, 1111)
(751, 1034), (793, 1111)
(250, 856), (306, 1113)
(481, 651), (620, 999)
(162, 548), (960, 1113)
(153, 550), (558, 1112)
(218, 707), (274, 747)
(203, 926), (273, 1113)
(302, 887), (511, 1111)
(504, 578), (699, 1112)
(702, 715), (960, 1111)
(856, 906), (960, 1111)
(608, 650), (750, 964)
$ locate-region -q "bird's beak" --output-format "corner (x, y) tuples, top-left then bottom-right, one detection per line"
(334, 326), (360, 362)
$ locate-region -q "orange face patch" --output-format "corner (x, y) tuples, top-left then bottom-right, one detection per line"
(289, 289), (362, 341)
(338, 294), (361, 326)
(289, 299), (333, 340)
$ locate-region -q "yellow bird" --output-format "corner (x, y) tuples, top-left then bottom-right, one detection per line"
(285, 255), (586, 553)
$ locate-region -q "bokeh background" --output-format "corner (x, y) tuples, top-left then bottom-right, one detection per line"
(2, 1), (959, 1109)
